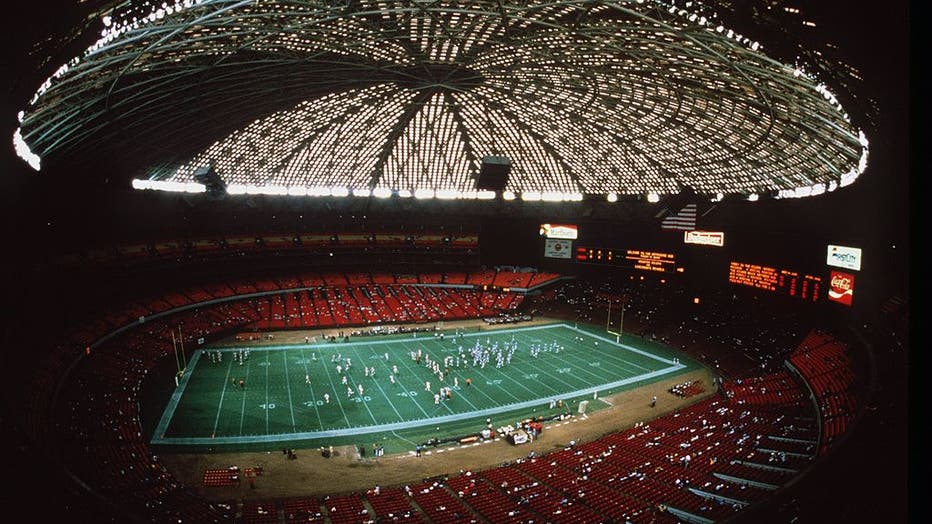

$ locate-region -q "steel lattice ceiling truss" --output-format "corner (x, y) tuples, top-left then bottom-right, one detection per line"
(16, 0), (868, 200)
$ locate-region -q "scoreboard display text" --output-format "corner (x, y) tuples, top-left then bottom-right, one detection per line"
(576, 247), (682, 273)
(728, 261), (822, 301)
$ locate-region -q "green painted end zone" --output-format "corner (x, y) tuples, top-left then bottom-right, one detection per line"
(151, 323), (696, 450)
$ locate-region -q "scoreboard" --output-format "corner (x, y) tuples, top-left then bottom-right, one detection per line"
(728, 261), (822, 301)
(576, 247), (683, 273)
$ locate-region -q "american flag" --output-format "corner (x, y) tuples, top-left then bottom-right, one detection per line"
(660, 203), (697, 231)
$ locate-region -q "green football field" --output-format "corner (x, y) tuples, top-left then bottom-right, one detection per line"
(151, 323), (695, 452)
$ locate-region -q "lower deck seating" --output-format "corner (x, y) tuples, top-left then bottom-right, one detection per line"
(202, 467), (239, 487)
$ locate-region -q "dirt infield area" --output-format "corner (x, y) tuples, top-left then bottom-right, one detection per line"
(158, 362), (720, 503)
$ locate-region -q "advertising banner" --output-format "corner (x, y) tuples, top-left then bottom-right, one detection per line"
(544, 238), (573, 259)
(684, 230), (725, 247)
(828, 270), (855, 306)
(827, 245), (862, 271)
(539, 223), (578, 239)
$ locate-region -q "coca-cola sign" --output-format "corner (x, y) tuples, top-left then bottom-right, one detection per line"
(828, 270), (855, 306)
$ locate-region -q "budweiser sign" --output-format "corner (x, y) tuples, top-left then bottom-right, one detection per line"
(828, 270), (855, 306)
(684, 230), (725, 247)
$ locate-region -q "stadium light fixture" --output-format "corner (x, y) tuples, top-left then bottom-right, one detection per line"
(226, 183), (247, 195)
(184, 182), (206, 193)
(12, 128), (41, 171)
(522, 191), (542, 201)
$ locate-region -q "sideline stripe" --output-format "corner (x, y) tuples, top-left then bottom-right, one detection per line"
(151, 364), (682, 445)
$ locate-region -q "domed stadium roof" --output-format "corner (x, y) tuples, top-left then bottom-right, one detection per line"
(14, 0), (868, 200)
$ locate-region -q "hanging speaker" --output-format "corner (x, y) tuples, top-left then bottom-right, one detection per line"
(476, 156), (511, 192)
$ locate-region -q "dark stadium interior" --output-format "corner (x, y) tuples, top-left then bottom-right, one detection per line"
(0, 1), (915, 523)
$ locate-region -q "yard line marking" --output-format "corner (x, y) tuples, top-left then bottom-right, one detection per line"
(564, 324), (678, 367)
(390, 343), (438, 418)
(519, 358), (578, 391)
(282, 350), (296, 430)
(549, 328), (648, 376)
(358, 345), (405, 422)
(491, 359), (549, 398)
(376, 340), (463, 414)
(320, 350), (352, 427)
(430, 398), (456, 416)
(298, 348), (323, 431)
(465, 365), (523, 402)
(265, 351), (271, 434)
(211, 354), (235, 437)
(452, 389), (479, 411)
(344, 347), (384, 425)
(545, 329), (639, 377)
(446, 364), (501, 406)
(238, 358), (252, 436)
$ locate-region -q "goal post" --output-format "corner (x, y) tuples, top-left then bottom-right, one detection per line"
(606, 301), (624, 344)
(171, 327), (187, 383)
